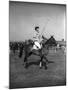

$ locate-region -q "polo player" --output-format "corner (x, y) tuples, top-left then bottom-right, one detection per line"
(32, 26), (42, 50)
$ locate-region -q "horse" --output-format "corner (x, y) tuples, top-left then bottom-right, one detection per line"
(23, 40), (49, 69)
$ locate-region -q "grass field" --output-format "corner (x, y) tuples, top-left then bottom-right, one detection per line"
(9, 49), (66, 89)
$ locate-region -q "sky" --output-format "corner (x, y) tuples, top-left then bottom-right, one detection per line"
(9, 1), (66, 41)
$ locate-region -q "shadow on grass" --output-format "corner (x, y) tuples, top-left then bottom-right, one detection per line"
(24, 60), (54, 69)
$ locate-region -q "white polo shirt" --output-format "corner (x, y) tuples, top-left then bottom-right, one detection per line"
(32, 31), (42, 50)
(33, 32), (42, 43)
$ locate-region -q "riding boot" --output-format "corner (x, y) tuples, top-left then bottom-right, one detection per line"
(39, 61), (42, 69)
(39, 55), (44, 69)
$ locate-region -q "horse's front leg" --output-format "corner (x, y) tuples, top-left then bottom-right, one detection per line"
(43, 55), (48, 69)
(43, 55), (49, 63)
(39, 55), (48, 70)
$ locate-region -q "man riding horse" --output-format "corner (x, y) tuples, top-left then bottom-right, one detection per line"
(32, 26), (42, 50)
(23, 26), (49, 69)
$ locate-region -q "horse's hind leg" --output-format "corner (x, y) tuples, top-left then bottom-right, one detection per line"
(44, 55), (49, 63)
(24, 52), (33, 62)
(24, 52), (33, 68)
